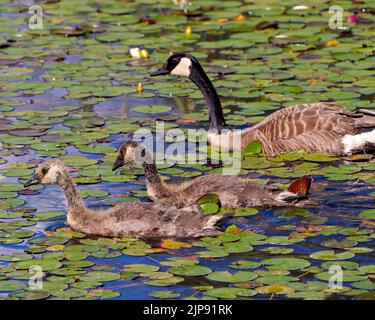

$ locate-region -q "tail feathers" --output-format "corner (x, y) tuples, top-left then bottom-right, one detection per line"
(287, 177), (312, 196)
(355, 109), (375, 132)
(342, 129), (375, 154)
(276, 177), (312, 203)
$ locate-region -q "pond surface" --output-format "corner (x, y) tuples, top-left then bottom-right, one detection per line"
(0, 0), (374, 300)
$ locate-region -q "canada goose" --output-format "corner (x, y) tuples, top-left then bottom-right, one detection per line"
(112, 141), (313, 208)
(150, 53), (375, 155)
(24, 159), (229, 238)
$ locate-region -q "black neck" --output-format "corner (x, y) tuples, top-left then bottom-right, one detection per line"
(188, 62), (227, 132)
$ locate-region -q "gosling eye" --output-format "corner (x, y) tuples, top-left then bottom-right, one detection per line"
(41, 167), (49, 175)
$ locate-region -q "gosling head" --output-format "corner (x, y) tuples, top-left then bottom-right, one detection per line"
(150, 53), (197, 78)
(24, 158), (66, 187)
(112, 141), (153, 171)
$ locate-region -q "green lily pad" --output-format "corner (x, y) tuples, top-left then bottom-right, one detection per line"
(207, 270), (257, 283)
(170, 265), (212, 277)
(78, 272), (121, 282)
(0, 280), (27, 291)
(132, 105), (172, 114)
(310, 250), (355, 261)
(12, 259), (62, 271)
(205, 287), (257, 299)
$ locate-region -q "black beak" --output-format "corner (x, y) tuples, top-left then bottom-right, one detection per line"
(112, 157), (125, 171)
(150, 67), (169, 77)
(24, 175), (40, 188)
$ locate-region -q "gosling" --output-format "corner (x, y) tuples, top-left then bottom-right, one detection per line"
(24, 159), (230, 238)
(112, 141), (313, 208)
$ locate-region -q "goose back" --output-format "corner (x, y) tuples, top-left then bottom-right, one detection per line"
(241, 103), (374, 155)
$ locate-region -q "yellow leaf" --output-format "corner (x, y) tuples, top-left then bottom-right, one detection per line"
(233, 15), (247, 21)
(225, 225), (243, 234)
(47, 245), (65, 251)
(181, 119), (196, 123)
(216, 18), (229, 23)
(160, 239), (192, 249)
(325, 39), (340, 47)
(51, 18), (64, 24)
(148, 248), (167, 253)
(185, 26), (192, 35)
(256, 285), (295, 295)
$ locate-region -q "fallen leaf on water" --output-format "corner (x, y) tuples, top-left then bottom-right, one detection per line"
(47, 245), (65, 251)
(256, 285), (295, 295)
(325, 39), (340, 47)
(216, 18), (229, 23)
(181, 119), (197, 123)
(234, 15), (247, 21)
(161, 239), (192, 249)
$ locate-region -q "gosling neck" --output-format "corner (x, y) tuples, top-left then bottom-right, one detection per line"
(140, 149), (169, 197)
(56, 170), (86, 217)
(188, 62), (227, 132)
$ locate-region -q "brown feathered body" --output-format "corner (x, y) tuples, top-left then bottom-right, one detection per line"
(28, 159), (227, 238)
(146, 174), (310, 208)
(67, 202), (224, 238)
(239, 103), (375, 155)
(209, 103), (375, 155)
(113, 142), (312, 208)
(149, 53), (375, 156)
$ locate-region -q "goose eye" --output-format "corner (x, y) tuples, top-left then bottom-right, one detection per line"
(41, 167), (49, 175)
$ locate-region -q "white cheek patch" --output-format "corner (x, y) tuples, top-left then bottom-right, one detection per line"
(170, 57), (192, 77)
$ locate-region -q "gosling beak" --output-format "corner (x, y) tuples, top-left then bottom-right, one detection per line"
(24, 175), (40, 188)
(112, 157), (125, 171)
(150, 67), (169, 77)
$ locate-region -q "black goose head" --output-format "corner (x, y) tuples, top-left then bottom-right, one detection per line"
(150, 53), (198, 78)
(150, 53), (228, 132)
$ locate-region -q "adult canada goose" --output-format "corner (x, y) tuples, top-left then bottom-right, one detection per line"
(150, 53), (375, 155)
(24, 159), (229, 238)
(112, 141), (313, 208)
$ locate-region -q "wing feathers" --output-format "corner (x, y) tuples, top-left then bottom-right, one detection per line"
(241, 103), (374, 155)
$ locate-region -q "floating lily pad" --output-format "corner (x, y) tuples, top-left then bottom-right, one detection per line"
(149, 290), (180, 299)
(132, 105), (172, 114)
(310, 250), (355, 261)
(207, 271), (257, 283)
(170, 265), (212, 277)
(205, 287), (257, 299)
